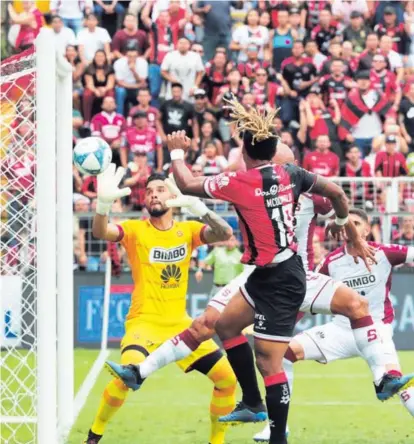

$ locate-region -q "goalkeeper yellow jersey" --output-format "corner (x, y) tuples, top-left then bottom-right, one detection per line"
(118, 219), (206, 324)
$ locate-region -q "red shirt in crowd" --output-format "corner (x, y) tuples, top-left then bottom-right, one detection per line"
(369, 69), (400, 100)
(251, 81), (282, 109)
(149, 22), (178, 65)
(303, 150), (340, 177)
(125, 126), (161, 154)
(111, 29), (149, 56)
(128, 106), (159, 128)
(5, 151), (36, 200)
(91, 112), (126, 144)
(375, 151), (408, 177)
(15, 8), (43, 49)
(237, 60), (271, 81)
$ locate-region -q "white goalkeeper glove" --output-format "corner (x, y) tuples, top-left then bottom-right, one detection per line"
(165, 174), (209, 218)
(96, 163), (131, 216)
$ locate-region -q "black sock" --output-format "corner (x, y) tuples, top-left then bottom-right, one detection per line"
(265, 373), (290, 444)
(223, 336), (262, 407)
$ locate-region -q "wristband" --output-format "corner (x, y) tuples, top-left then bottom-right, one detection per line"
(335, 216), (349, 226)
(170, 149), (185, 161)
(96, 200), (111, 216)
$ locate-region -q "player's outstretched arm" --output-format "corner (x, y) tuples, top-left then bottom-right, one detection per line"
(168, 131), (210, 198)
(311, 174), (376, 269)
(92, 164), (131, 242)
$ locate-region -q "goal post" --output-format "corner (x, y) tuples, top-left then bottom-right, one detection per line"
(0, 28), (74, 443)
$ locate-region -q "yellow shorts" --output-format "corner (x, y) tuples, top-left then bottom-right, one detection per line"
(121, 315), (220, 372)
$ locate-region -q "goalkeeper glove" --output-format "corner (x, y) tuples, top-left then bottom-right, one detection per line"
(96, 163), (131, 216)
(164, 174), (208, 218)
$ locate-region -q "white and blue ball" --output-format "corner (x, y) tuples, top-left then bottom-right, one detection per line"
(73, 137), (112, 175)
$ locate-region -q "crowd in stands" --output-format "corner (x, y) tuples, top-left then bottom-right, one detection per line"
(3, 0), (414, 272)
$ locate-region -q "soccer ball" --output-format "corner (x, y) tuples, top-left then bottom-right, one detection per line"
(73, 137), (112, 175)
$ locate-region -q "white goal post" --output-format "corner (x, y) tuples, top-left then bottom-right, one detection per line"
(1, 28), (73, 443)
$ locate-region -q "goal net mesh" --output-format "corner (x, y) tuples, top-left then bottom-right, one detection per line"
(1, 48), (38, 444)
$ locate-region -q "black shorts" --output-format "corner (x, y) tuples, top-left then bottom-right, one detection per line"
(240, 254), (306, 342)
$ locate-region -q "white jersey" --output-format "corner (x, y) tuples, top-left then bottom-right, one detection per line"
(295, 193), (334, 271)
(319, 242), (414, 327)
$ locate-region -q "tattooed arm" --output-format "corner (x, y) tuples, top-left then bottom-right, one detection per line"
(201, 210), (233, 244)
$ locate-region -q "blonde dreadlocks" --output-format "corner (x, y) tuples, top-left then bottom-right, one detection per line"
(223, 96), (280, 145)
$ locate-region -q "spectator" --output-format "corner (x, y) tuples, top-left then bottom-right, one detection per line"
(66, 45), (85, 111)
(259, 10), (272, 29)
(339, 70), (392, 157)
(357, 32), (380, 71)
(123, 151), (153, 210)
(161, 37), (204, 101)
(250, 68), (287, 111)
(193, 1), (232, 62)
(331, 0), (369, 26)
(270, 9), (293, 72)
(303, 0), (330, 30)
(373, 1), (405, 27)
(237, 43), (270, 83)
(114, 46), (148, 115)
(374, 5), (411, 56)
(319, 58), (354, 111)
(341, 40), (359, 73)
(306, 92), (342, 158)
(77, 13), (112, 64)
(50, 15), (76, 55)
(123, 110), (163, 171)
(195, 141), (228, 176)
(192, 88), (216, 131)
(289, 7), (306, 42)
(128, 88), (160, 128)
(230, 8), (270, 63)
(340, 145), (372, 205)
(198, 120), (223, 156)
(94, 0), (125, 35)
(406, 1), (414, 67)
(7, 1), (43, 52)
(342, 10), (371, 55)
(82, 50), (115, 123)
(379, 35), (404, 82)
(91, 96), (126, 166)
(372, 117), (409, 155)
(399, 82), (414, 152)
(282, 41), (318, 99)
(141, 8), (178, 101)
(158, 83), (198, 148)
(369, 54), (402, 111)
(50, 0), (92, 36)
(393, 216), (414, 246)
(215, 69), (245, 106)
(305, 40), (328, 73)
(375, 135), (408, 177)
(303, 134), (340, 177)
(320, 41), (352, 76)
(112, 13), (150, 60)
(204, 51), (233, 104)
(310, 8), (340, 56)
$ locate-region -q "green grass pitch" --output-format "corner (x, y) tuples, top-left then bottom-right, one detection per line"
(2, 350), (413, 443)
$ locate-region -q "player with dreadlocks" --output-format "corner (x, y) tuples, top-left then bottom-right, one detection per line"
(107, 98), (375, 444)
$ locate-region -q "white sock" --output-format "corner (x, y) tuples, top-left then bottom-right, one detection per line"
(399, 386), (414, 417)
(283, 358), (294, 395)
(139, 330), (199, 379)
(350, 316), (386, 384)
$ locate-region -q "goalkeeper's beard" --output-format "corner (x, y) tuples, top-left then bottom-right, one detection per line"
(148, 207), (169, 217)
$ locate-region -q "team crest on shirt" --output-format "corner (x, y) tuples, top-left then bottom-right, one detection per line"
(160, 264), (182, 289)
(150, 244), (187, 263)
(176, 230), (183, 237)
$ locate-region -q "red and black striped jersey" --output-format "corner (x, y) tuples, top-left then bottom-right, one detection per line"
(203, 163), (316, 266)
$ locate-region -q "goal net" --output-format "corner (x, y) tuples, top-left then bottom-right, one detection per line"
(1, 30), (74, 443)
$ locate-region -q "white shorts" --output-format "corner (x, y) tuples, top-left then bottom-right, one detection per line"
(208, 268), (339, 316)
(299, 271), (340, 315)
(294, 321), (399, 365)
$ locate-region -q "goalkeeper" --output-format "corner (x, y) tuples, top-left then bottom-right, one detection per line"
(85, 164), (237, 444)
